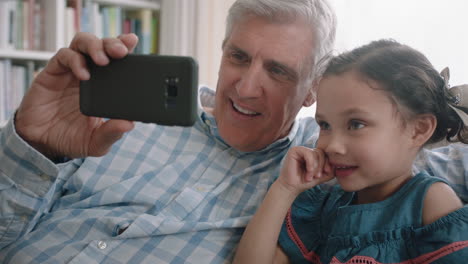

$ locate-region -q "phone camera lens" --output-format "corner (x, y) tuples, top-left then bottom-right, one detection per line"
(165, 76), (179, 97)
(165, 77), (179, 85)
(167, 84), (178, 97)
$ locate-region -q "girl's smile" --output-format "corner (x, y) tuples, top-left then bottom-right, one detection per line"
(330, 162), (359, 178)
(315, 70), (418, 201)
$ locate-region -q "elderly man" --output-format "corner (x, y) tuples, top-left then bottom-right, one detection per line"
(0, 0), (466, 263)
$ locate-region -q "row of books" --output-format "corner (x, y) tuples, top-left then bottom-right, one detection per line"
(0, 0), (160, 55)
(66, 0), (160, 54)
(0, 59), (43, 124)
(0, 0), (48, 51)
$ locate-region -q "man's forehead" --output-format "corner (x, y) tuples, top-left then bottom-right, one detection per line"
(230, 40), (309, 72)
(226, 16), (315, 75)
(227, 42), (301, 74)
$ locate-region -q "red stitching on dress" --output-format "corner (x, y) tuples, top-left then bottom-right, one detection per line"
(404, 241), (468, 264)
(285, 209), (322, 264)
(285, 208), (468, 263)
(328, 241), (468, 264)
(330, 256), (384, 264)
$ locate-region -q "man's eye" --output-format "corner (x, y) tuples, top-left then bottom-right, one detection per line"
(269, 66), (287, 76)
(318, 121), (330, 130)
(349, 120), (365, 130)
(228, 51), (248, 64)
(266, 63), (296, 82)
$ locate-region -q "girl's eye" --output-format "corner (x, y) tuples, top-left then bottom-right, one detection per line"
(349, 120), (365, 130)
(318, 121), (331, 130)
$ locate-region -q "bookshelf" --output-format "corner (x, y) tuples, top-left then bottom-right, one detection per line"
(0, 50), (55, 61)
(0, 0), (162, 125)
(95, 0), (160, 9)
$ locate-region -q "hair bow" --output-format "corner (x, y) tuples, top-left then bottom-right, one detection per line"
(441, 67), (468, 126)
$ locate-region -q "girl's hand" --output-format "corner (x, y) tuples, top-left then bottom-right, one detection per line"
(277, 146), (334, 196)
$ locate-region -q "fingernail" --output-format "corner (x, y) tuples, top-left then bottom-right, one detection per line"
(97, 51), (109, 64)
(112, 43), (127, 52)
(81, 69), (90, 79)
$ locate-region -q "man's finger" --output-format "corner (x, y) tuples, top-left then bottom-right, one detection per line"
(69, 32), (109, 66)
(89, 119), (135, 156)
(118, 33), (139, 53)
(41, 48), (89, 88)
(102, 37), (130, 59)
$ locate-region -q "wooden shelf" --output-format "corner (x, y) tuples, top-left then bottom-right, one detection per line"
(0, 50), (54, 61)
(94, 0), (160, 10)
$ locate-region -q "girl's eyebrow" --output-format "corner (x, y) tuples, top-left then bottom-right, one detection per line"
(341, 107), (371, 116)
(315, 108), (372, 120)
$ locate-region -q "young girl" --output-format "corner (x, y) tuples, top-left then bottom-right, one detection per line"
(233, 39), (468, 264)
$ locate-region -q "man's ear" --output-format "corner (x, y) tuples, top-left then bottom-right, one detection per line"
(303, 89), (315, 107)
(410, 114), (437, 147)
(303, 81), (318, 107)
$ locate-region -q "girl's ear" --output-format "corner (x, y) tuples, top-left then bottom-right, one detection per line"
(410, 114), (437, 147)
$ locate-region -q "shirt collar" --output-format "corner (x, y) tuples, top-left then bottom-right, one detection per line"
(198, 111), (298, 155)
(196, 85), (299, 154)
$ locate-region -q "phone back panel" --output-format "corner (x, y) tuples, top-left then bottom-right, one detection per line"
(80, 54), (198, 126)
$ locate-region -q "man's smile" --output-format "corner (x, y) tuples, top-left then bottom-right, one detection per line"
(232, 101), (261, 116)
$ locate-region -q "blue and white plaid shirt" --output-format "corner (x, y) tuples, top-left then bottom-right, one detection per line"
(0, 87), (467, 263)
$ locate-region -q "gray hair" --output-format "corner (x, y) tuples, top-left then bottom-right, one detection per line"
(224, 0), (337, 84)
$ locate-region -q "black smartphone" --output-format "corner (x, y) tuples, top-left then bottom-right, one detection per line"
(79, 54), (198, 126)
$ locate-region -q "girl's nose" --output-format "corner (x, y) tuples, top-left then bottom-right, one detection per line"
(320, 134), (346, 155)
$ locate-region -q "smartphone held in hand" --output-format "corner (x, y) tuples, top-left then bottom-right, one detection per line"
(79, 54), (198, 126)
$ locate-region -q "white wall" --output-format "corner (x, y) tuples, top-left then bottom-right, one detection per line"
(195, 0), (236, 89)
(159, 0), (235, 89)
(298, 0), (468, 118)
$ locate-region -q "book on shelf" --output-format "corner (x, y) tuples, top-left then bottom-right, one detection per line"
(0, 59), (44, 124)
(64, 0), (82, 47)
(1, 0), (160, 54)
(0, 0), (47, 51)
(78, 0), (160, 54)
(0, 0), (160, 125)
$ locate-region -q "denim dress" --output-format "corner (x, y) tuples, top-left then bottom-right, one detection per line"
(278, 172), (468, 263)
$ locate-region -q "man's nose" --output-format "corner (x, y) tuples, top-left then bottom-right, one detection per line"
(236, 63), (264, 98)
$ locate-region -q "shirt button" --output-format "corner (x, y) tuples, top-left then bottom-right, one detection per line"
(40, 173), (50, 181)
(196, 186), (206, 192)
(97, 241), (107, 250)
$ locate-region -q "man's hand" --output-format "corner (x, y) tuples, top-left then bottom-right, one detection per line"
(277, 146), (334, 196)
(15, 32), (138, 159)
